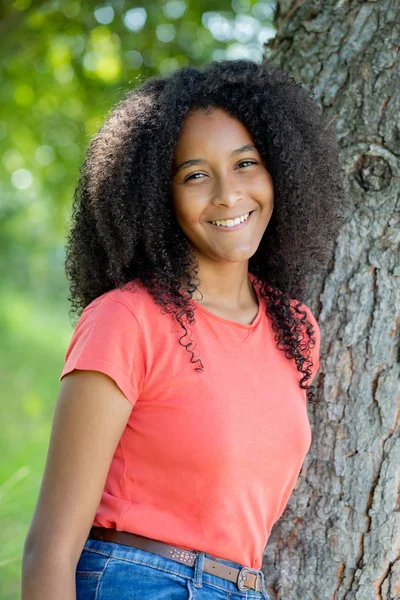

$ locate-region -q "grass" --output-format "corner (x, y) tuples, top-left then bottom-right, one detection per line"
(0, 284), (74, 599)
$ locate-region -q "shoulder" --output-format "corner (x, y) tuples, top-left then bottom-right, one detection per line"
(81, 280), (155, 324)
(61, 281), (152, 404)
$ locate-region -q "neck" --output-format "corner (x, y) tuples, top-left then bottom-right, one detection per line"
(184, 260), (256, 310)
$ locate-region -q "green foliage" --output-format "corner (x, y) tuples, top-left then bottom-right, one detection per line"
(0, 1), (276, 596)
(0, 0), (276, 300)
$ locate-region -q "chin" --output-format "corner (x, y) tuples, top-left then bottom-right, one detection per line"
(212, 251), (255, 263)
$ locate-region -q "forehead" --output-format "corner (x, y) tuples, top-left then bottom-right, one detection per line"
(175, 107), (254, 155)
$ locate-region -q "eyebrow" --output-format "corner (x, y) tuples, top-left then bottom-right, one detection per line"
(173, 143), (258, 176)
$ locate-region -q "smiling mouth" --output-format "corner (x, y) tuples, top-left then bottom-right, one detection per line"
(207, 210), (255, 231)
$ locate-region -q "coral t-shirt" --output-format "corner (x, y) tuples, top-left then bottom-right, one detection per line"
(60, 273), (320, 570)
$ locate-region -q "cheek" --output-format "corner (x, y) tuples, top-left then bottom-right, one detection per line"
(175, 206), (192, 226)
(173, 205), (198, 235)
(173, 196), (203, 227)
(255, 174), (273, 194)
(172, 195), (186, 224)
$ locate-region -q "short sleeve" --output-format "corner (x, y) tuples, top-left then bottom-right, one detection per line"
(60, 294), (146, 407)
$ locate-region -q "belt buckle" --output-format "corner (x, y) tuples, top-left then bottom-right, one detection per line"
(237, 566), (252, 591)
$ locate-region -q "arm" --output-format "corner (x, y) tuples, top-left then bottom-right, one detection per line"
(21, 370), (133, 600)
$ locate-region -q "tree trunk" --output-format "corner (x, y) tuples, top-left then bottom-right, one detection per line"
(262, 2), (400, 599)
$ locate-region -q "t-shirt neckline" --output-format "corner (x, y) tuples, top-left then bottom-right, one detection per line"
(188, 272), (262, 330)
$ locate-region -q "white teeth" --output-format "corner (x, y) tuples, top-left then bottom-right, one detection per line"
(211, 212), (250, 227)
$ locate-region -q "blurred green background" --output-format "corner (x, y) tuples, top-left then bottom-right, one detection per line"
(0, 0), (276, 596)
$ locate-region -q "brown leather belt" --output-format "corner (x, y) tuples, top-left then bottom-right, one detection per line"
(88, 526), (263, 592)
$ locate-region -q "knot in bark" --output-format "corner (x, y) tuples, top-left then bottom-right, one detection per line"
(354, 153), (392, 192)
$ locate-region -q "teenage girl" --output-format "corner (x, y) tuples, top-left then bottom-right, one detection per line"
(22, 59), (344, 599)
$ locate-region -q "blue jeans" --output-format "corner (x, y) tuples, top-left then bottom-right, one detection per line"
(76, 537), (270, 599)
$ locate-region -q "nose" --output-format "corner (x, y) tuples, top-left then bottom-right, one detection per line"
(211, 172), (244, 208)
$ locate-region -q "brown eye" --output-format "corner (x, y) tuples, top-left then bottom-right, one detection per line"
(237, 160), (257, 169)
(184, 160), (256, 182)
(185, 172), (205, 182)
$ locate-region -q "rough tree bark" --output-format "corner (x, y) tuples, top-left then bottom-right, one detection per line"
(261, 2), (400, 599)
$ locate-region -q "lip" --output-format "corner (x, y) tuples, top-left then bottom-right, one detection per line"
(207, 210), (255, 231)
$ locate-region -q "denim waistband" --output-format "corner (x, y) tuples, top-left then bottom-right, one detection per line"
(82, 537), (269, 599)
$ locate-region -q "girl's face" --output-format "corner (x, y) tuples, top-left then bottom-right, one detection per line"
(171, 107), (274, 267)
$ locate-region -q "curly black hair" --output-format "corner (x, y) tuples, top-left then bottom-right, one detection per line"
(64, 59), (345, 405)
